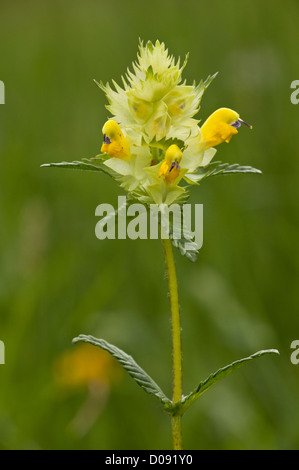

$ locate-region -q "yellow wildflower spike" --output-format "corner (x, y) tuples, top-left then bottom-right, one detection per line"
(101, 120), (130, 160)
(200, 107), (252, 149)
(158, 144), (183, 185)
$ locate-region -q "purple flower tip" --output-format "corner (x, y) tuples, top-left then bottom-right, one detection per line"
(103, 134), (112, 144)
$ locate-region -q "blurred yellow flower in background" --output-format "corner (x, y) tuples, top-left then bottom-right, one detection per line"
(53, 343), (123, 437)
(53, 342), (122, 389)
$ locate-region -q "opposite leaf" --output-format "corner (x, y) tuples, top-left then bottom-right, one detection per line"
(186, 161), (262, 184)
(41, 157), (118, 179)
(177, 348), (279, 415)
(72, 334), (171, 406)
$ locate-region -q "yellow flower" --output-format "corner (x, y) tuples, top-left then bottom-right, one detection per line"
(53, 343), (122, 389)
(92, 43), (255, 206)
(101, 120), (130, 160)
(158, 144), (183, 185)
(200, 107), (252, 149)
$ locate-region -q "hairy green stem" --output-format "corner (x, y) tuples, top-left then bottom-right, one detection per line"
(161, 237), (183, 450)
(171, 415), (182, 450)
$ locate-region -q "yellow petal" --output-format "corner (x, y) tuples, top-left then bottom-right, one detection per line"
(158, 145), (183, 185)
(200, 108), (240, 149)
(102, 120), (130, 160)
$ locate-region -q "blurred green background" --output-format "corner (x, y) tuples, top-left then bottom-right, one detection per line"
(0, 0), (299, 450)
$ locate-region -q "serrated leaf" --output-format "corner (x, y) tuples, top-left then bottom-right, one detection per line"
(145, 201), (199, 263)
(171, 233), (199, 263)
(178, 348), (279, 415)
(41, 157), (118, 178)
(168, 219), (200, 263)
(72, 334), (171, 406)
(162, 204), (200, 263)
(193, 161), (262, 183)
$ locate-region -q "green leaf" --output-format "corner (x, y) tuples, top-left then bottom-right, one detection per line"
(166, 211), (200, 263)
(177, 348), (279, 415)
(192, 161), (262, 183)
(171, 231), (199, 263)
(72, 334), (171, 406)
(142, 199), (199, 263)
(41, 157), (118, 178)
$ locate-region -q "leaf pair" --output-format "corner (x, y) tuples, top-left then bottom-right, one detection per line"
(73, 334), (279, 416)
(41, 157), (261, 263)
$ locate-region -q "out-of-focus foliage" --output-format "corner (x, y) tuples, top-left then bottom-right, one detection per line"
(0, 0), (299, 450)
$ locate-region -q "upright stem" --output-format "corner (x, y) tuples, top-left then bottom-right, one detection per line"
(161, 237), (183, 450)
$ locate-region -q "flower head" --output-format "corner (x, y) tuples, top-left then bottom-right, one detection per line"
(96, 40), (252, 205)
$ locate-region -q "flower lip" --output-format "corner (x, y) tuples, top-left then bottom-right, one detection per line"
(103, 134), (112, 144)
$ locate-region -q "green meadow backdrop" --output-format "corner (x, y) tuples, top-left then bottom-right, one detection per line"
(0, 0), (299, 449)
